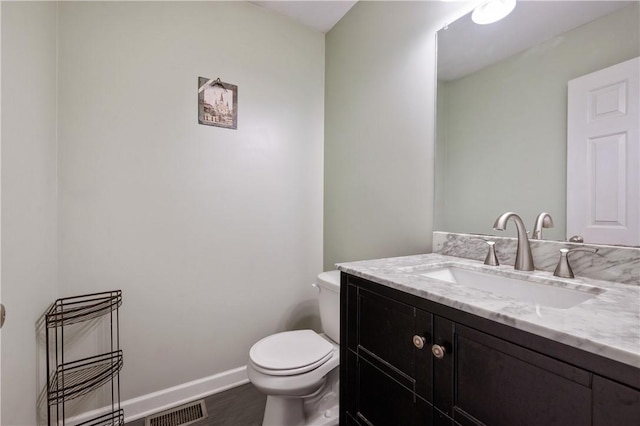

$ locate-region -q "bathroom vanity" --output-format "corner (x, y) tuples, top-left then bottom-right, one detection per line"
(337, 254), (640, 426)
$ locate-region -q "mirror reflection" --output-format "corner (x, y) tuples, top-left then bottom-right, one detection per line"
(435, 1), (639, 245)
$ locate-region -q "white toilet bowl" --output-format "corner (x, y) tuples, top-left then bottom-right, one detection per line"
(247, 271), (341, 426)
(248, 331), (339, 425)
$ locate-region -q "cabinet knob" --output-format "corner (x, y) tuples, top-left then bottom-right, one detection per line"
(431, 344), (446, 359)
(412, 335), (426, 349)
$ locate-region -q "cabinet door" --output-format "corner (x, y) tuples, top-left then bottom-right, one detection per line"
(355, 286), (433, 401)
(350, 351), (432, 426)
(593, 375), (640, 425)
(450, 325), (592, 426)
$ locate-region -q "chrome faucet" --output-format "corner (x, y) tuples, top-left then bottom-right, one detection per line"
(493, 212), (535, 271)
(531, 212), (554, 240)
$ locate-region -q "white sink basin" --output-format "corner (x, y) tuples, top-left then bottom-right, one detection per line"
(419, 266), (600, 309)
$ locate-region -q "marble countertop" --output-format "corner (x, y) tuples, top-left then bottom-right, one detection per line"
(336, 253), (640, 369)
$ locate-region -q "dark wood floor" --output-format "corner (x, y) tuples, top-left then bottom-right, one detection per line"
(125, 383), (266, 426)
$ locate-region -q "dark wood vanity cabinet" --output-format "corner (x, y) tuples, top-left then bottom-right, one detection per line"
(343, 282), (434, 425)
(340, 273), (640, 426)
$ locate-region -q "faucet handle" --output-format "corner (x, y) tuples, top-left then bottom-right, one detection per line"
(483, 241), (500, 266)
(553, 248), (599, 278)
(471, 237), (500, 266)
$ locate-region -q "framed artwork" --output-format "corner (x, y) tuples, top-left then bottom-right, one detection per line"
(198, 77), (238, 129)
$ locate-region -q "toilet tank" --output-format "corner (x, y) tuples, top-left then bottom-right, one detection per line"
(316, 270), (341, 343)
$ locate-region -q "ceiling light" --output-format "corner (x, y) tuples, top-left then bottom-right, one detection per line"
(472, 0), (516, 25)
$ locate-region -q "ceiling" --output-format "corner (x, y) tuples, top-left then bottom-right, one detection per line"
(438, 1), (636, 81)
(251, 1), (358, 33)
(251, 1), (636, 76)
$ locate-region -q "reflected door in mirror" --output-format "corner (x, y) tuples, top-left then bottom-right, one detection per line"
(567, 57), (639, 246)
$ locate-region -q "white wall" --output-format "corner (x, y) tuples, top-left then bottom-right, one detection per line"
(1, 2), (59, 425)
(323, 1), (473, 270)
(55, 0), (324, 405)
(0, 0), (483, 422)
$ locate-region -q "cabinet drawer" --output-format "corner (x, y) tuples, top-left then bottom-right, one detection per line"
(357, 287), (419, 371)
(352, 353), (432, 426)
(452, 325), (592, 426)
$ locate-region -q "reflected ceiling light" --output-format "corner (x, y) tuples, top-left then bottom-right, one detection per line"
(472, 0), (516, 25)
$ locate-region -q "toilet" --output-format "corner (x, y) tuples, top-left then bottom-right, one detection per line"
(247, 270), (341, 426)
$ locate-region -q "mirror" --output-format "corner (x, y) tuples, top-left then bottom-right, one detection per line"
(434, 1), (639, 244)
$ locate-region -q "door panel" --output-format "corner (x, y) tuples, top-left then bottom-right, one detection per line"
(567, 56), (639, 245)
(453, 325), (591, 426)
(593, 375), (640, 425)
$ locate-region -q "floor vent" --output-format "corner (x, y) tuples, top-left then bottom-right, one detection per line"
(145, 400), (208, 426)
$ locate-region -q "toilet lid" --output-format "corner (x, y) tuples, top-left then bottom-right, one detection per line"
(250, 330), (334, 374)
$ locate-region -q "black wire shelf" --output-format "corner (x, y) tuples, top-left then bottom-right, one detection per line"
(76, 409), (125, 426)
(48, 350), (123, 405)
(46, 290), (123, 425)
(46, 291), (122, 328)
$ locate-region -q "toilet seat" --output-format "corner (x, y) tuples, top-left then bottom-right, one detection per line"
(250, 330), (334, 376)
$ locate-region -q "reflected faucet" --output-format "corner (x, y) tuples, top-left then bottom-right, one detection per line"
(532, 212), (554, 240)
(493, 212), (535, 271)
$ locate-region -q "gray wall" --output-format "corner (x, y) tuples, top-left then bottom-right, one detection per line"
(436, 3), (640, 240)
(1, 2), (59, 425)
(324, 1), (473, 271)
(2, 1), (325, 422)
(56, 1), (325, 402)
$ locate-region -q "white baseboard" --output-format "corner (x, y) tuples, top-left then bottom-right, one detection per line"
(67, 365), (249, 424)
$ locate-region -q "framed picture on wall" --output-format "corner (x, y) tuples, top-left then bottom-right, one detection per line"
(198, 77), (238, 129)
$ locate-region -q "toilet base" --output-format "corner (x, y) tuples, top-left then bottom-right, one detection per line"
(261, 368), (339, 426)
(261, 395), (339, 426)
(303, 368), (339, 426)
(262, 395), (306, 426)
